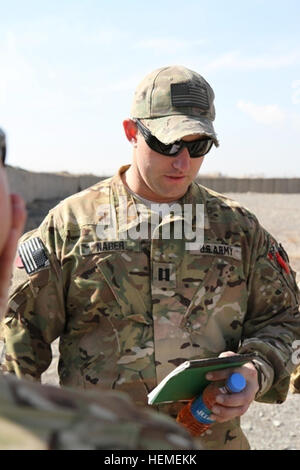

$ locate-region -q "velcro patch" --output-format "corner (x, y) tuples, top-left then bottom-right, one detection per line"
(18, 237), (50, 275)
(189, 243), (242, 261)
(80, 240), (142, 255)
(171, 82), (210, 110)
(152, 262), (176, 288)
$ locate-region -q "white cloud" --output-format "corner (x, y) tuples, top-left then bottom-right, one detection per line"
(237, 100), (286, 125)
(205, 51), (300, 71)
(238, 99), (300, 133)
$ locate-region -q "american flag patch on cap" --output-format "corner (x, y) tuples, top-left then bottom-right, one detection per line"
(171, 82), (210, 110)
(18, 237), (50, 275)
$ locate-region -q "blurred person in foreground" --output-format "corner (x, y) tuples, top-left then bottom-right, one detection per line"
(0, 128), (194, 450)
(1, 66), (300, 451)
(0, 129), (26, 321)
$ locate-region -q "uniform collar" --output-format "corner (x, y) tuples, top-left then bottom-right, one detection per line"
(110, 165), (210, 235)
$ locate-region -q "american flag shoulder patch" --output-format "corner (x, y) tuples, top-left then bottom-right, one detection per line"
(18, 237), (50, 275)
(171, 82), (210, 110)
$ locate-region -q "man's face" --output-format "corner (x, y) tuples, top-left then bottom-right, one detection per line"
(129, 123), (205, 202)
(0, 160), (12, 253)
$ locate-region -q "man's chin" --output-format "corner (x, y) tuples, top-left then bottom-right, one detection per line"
(155, 189), (187, 203)
(161, 179), (189, 198)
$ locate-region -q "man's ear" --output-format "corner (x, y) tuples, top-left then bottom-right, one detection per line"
(123, 119), (138, 144)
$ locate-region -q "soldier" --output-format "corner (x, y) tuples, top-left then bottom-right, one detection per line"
(1, 66), (300, 450)
(0, 127), (195, 450)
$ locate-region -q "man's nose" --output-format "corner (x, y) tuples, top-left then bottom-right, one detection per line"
(171, 146), (191, 172)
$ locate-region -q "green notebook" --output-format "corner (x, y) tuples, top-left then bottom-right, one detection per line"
(148, 353), (257, 405)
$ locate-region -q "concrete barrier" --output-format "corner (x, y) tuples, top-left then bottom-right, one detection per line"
(196, 177), (300, 194)
(6, 166), (103, 204)
(6, 166), (300, 204)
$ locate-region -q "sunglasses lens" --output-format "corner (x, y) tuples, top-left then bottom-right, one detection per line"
(188, 139), (213, 157)
(136, 120), (213, 158)
(156, 140), (182, 156)
(136, 120), (178, 156)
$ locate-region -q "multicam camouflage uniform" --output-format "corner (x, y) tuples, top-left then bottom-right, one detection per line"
(2, 165), (300, 450)
(290, 367), (300, 393)
(0, 373), (194, 450)
(290, 282), (300, 394)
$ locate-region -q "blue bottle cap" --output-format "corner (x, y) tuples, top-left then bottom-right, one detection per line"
(226, 373), (246, 393)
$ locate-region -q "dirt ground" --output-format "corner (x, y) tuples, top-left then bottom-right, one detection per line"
(27, 193), (300, 450)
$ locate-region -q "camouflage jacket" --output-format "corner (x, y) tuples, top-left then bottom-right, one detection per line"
(291, 366), (300, 393)
(0, 373), (194, 450)
(290, 281), (300, 394)
(2, 165), (300, 450)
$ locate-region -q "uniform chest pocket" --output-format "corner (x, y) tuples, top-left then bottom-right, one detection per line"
(96, 252), (151, 321)
(82, 254), (154, 368)
(67, 252), (152, 341)
(179, 256), (247, 334)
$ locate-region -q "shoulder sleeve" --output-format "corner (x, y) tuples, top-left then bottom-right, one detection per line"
(238, 220), (300, 404)
(1, 210), (66, 381)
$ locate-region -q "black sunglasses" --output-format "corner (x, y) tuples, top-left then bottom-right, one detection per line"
(135, 119), (213, 158)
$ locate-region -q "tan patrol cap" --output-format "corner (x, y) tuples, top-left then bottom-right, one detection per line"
(130, 65), (219, 146)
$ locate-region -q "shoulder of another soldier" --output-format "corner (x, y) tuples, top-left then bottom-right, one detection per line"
(0, 375), (195, 450)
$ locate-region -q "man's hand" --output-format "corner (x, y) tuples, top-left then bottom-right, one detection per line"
(205, 351), (259, 423)
(0, 194), (26, 320)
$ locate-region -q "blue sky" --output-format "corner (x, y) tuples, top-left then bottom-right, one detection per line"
(1, 0), (300, 177)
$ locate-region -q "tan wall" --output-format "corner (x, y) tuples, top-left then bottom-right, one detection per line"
(6, 166), (300, 204)
(6, 166), (103, 203)
(197, 177), (300, 194)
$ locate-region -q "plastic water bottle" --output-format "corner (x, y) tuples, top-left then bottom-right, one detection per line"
(176, 372), (246, 436)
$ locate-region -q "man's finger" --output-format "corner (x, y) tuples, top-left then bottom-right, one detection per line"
(215, 390), (249, 407)
(206, 368), (238, 381)
(210, 403), (249, 422)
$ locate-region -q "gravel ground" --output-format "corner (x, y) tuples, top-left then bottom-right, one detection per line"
(223, 193), (300, 450)
(224, 193), (300, 278)
(31, 193), (300, 450)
